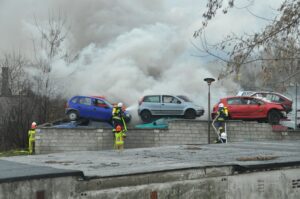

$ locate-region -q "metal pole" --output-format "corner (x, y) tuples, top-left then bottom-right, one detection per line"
(295, 83), (298, 129)
(208, 84), (211, 144)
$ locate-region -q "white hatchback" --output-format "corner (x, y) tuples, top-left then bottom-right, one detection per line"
(138, 95), (204, 123)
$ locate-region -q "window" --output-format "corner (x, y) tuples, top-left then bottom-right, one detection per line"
(271, 95), (281, 102)
(227, 98), (242, 105)
(177, 95), (191, 102)
(163, 96), (173, 103)
(248, 98), (260, 104)
(143, 95), (160, 103)
(95, 99), (107, 107)
(240, 98), (257, 105)
(71, 97), (78, 103)
(79, 97), (92, 106)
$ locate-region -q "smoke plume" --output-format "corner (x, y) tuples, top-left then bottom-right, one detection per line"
(0, 0), (282, 121)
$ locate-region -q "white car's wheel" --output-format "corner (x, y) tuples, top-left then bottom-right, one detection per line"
(141, 110), (152, 123)
(184, 109), (196, 119)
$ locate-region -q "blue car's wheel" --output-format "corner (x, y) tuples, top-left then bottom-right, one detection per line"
(68, 111), (78, 121)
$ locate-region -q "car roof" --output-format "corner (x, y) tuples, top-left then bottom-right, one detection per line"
(237, 91), (292, 101)
(222, 96), (256, 99)
(70, 95), (110, 103)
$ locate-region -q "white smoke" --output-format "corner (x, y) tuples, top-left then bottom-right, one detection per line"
(0, 0), (284, 121)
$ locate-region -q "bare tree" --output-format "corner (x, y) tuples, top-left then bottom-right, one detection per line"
(194, 0), (300, 90)
(0, 53), (38, 150)
(31, 11), (70, 123)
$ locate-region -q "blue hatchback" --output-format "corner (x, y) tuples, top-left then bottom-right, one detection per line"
(65, 96), (131, 123)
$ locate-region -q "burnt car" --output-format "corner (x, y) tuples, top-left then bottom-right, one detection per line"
(237, 91), (293, 113)
(212, 96), (287, 124)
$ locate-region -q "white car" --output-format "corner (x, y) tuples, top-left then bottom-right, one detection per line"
(138, 95), (204, 123)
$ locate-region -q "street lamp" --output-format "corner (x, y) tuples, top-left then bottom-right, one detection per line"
(204, 77), (215, 144)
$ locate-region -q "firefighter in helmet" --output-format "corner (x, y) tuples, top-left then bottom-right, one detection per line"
(28, 122), (37, 154)
(112, 102), (127, 131)
(114, 125), (125, 150)
(215, 103), (228, 143)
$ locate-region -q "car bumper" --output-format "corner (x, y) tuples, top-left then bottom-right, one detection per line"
(280, 111), (287, 118)
(196, 109), (205, 117)
(124, 113), (132, 123)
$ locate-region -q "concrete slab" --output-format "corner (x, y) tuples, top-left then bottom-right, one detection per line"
(1, 141), (300, 178)
(0, 160), (83, 183)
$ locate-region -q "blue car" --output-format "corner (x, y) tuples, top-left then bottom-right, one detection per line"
(65, 96), (131, 123)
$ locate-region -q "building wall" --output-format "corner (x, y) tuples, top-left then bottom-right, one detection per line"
(74, 167), (300, 199)
(0, 176), (78, 199)
(36, 120), (300, 154)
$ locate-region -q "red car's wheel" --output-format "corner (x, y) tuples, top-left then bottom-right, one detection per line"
(267, 110), (281, 124)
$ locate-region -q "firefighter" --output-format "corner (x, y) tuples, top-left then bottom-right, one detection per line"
(114, 125), (125, 150)
(112, 102), (127, 132)
(28, 122), (37, 154)
(215, 103), (228, 143)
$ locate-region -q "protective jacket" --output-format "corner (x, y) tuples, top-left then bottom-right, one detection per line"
(216, 107), (228, 121)
(28, 129), (36, 154)
(112, 107), (123, 120)
(28, 129), (36, 141)
(115, 131), (125, 146)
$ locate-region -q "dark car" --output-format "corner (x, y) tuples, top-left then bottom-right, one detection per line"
(212, 96), (287, 124)
(237, 91), (293, 113)
(65, 96), (131, 123)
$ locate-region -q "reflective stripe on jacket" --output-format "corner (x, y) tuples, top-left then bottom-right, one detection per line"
(112, 107), (122, 120)
(216, 107), (228, 121)
(115, 131), (124, 146)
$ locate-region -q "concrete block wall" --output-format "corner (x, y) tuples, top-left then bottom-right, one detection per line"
(36, 120), (300, 154)
(0, 176), (79, 199)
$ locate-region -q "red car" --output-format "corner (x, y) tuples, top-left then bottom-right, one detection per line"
(237, 91), (293, 113)
(212, 96), (287, 124)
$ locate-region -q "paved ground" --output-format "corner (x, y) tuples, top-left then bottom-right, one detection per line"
(1, 141), (300, 179)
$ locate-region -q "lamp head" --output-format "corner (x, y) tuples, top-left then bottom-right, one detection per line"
(204, 78), (215, 85)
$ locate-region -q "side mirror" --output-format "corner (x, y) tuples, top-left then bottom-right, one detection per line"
(177, 101), (181, 104)
(153, 122), (157, 125)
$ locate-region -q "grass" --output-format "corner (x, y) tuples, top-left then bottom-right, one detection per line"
(0, 150), (30, 157)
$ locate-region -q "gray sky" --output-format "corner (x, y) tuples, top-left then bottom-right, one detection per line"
(0, 0), (285, 118)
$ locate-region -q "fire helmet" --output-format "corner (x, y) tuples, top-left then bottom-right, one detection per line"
(220, 132), (227, 140)
(116, 125), (122, 131)
(31, 122), (37, 129)
(218, 103), (224, 108)
(117, 102), (123, 108)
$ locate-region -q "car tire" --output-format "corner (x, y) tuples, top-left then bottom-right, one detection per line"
(267, 110), (281, 124)
(184, 109), (196, 119)
(141, 110), (152, 123)
(68, 111), (78, 121)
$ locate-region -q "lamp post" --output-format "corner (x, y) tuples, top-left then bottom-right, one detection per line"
(295, 83), (298, 129)
(204, 78), (215, 144)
